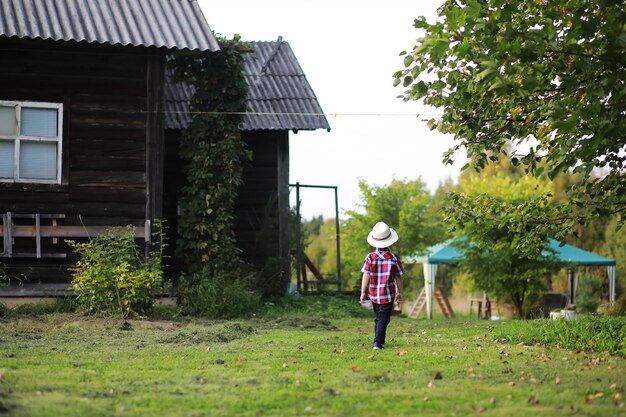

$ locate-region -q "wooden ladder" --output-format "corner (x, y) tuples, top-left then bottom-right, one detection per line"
(408, 287), (455, 319)
(408, 288), (427, 318)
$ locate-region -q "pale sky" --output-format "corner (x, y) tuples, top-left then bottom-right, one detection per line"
(198, 0), (465, 219)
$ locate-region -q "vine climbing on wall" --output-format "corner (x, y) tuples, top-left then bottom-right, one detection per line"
(169, 35), (251, 275)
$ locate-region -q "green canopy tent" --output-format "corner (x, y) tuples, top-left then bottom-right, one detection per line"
(405, 238), (617, 319)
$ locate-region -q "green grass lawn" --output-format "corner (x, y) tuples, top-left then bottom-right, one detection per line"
(1, 298), (625, 417)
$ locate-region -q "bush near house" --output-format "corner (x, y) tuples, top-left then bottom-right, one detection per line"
(68, 226), (163, 318)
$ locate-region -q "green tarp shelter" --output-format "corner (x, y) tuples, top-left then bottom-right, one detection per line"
(405, 238), (617, 319)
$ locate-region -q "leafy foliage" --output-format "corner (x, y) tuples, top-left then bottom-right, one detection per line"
(68, 227), (163, 318)
(395, 0), (626, 224)
(341, 178), (442, 291)
(169, 36), (251, 275)
(445, 174), (565, 317)
(260, 294), (372, 320)
(176, 268), (261, 318)
(305, 217), (340, 281)
(495, 315), (626, 357)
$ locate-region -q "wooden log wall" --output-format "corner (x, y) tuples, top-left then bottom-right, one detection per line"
(0, 39), (164, 283)
(162, 129), (290, 281)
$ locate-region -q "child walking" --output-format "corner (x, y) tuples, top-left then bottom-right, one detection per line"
(360, 222), (404, 350)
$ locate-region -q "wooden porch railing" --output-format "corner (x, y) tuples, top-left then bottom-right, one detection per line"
(1, 212), (150, 259)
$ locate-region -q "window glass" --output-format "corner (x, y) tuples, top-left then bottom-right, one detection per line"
(19, 141), (57, 180)
(0, 140), (14, 178)
(0, 106), (17, 136)
(20, 107), (58, 137)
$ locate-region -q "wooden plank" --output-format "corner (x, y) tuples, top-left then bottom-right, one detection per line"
(8, 225), (146, 238)
(69, 186), (146, 204)
(146, 52), (165, 223)
(35, 214), (41, 258)
(11, 253), (67, 259)
(71, 156), (145, 171)
(0, 203), (146, 218)
(0, 190), (70, 204)
(71, 171), (146, 187)
(6, 212), (12, 257)
(10, 214), (65, 219)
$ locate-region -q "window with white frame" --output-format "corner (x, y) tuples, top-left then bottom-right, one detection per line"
(0, 101), (63, 184)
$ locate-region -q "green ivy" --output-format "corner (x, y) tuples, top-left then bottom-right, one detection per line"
(169, 36), (251, 275)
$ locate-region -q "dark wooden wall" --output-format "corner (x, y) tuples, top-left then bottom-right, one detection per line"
(235, 130), (289, 266)
(0, 39), (165, 282)
(162, 129), (290, 286)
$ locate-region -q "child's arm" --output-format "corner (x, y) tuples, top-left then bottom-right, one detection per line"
(395, 275), (403, 303)
(360, 273), (370, 303)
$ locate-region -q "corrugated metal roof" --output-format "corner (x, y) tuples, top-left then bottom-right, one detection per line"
(0, 0), (219, 51)
(165, 40), (331, 131)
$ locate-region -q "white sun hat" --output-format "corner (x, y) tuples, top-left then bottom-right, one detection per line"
(366, 222), (399, 248)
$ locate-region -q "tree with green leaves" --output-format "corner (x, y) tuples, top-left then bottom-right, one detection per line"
(395, 0), (626, 232)
(446, 174), (564, 317)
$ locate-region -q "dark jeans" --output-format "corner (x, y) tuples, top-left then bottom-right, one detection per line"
(372, 302), (393, 347)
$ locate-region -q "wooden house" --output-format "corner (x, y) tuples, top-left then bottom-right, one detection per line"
(164, 39), (330, 292)
(0, 1), (330, 297)
(0, 0), (219, 294)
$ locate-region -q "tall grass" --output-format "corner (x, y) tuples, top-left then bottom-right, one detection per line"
(495, 315), (626, 356)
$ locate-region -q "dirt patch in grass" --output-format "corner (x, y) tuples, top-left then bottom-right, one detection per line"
(157, 322), (256, 345)
(269, 316), (338, 331)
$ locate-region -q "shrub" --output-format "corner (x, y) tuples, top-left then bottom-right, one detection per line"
(495, 315), (626, 356)
(177, 267), (261, 318)
(68, 226), (163, 318)
(607, 294), (626, 316)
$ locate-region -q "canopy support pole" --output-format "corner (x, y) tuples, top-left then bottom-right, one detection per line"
(422, 263), (437, 319)
(608, 265), (616, 305)
(567, 268), (578, 305)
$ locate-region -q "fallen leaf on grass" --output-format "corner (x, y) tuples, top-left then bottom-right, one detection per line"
(555, 377), (561, 385)
(473, 405), (485, 414)
(351, 366), (361, 373)
(611, 383), (624, 392)
(427, 381), (436, 388)
(367, 355), (375, 360)
(527, 395), (539, 405)
(397, 351), (408, 357)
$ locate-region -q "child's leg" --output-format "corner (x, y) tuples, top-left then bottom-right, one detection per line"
(372, 302), (393, 347)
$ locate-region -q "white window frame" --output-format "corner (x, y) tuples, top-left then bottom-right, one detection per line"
(0, 100), (63, 184)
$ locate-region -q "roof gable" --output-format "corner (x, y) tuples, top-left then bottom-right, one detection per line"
(165, 40), (331, 132)
(0, 0), (219, 51)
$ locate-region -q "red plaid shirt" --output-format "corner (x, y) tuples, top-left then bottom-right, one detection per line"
(361, 248), (404, 304)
